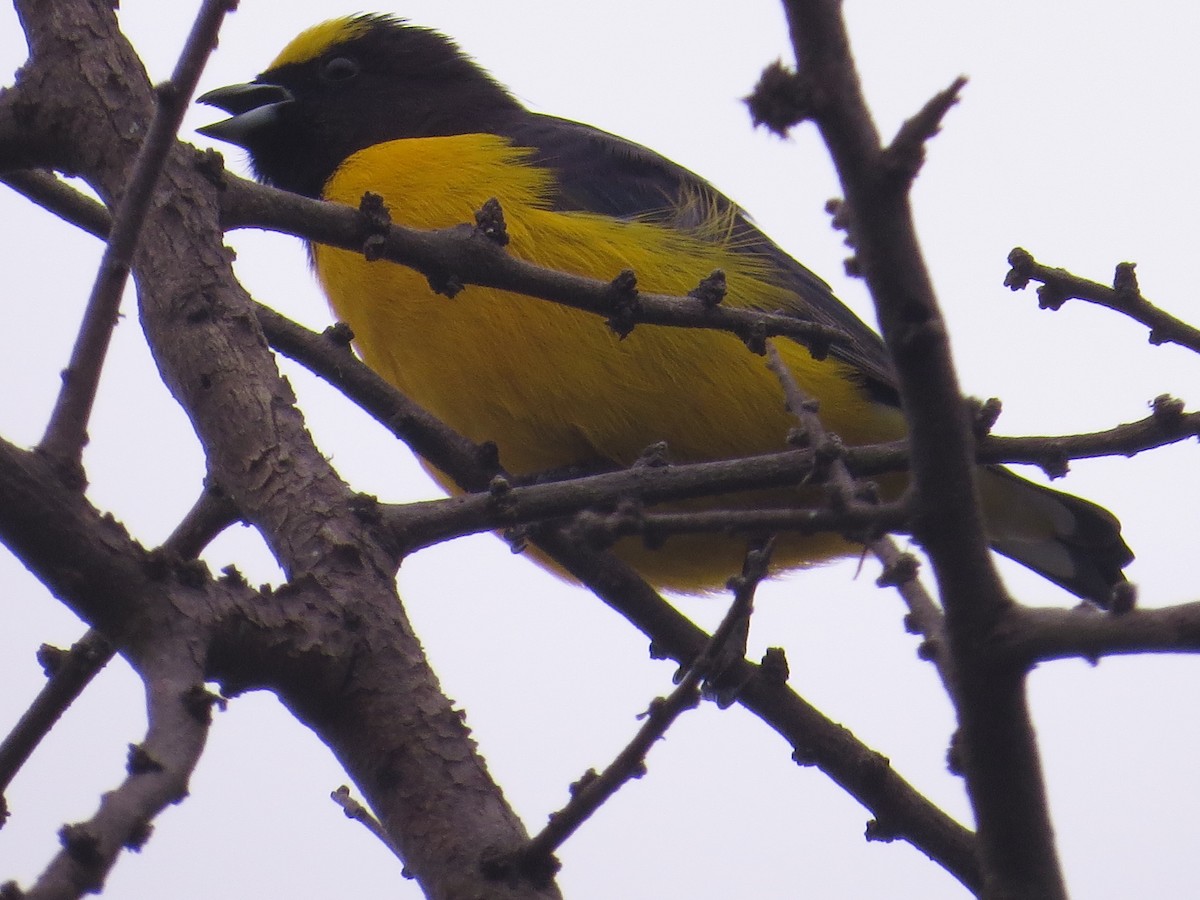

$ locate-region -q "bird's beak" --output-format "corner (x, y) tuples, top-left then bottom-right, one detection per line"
(196, 82), (293, 147)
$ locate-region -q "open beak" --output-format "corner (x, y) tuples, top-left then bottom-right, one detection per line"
(196, 82), (293, 147)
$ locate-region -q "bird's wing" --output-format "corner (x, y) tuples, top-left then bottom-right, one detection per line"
(498, 113), (899, 403)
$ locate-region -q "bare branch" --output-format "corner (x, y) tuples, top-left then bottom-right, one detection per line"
(883, 76), (969, 186)
(25, 670), (212, 898)
(214, 173), (854, 358)
(500, 546), (773, 884)
(1006, 247), (1200, 355)
(0, 169), (112, 236)
(765, 341), (888, 515)
(1000, 603), (1200, 664)
(37, 0), (237, 482)
(558, 500), (909, 552)
(777, 1), (1062, 895)
(330, 786), (402, 862)
(532, 526), (981, 892)
(765, 341), (955, 705)
(871, 538), (952, 689)
(0, 631), (114, 827)
(980, 399), (1200, 477)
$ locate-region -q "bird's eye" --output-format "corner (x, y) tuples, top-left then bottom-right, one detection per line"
(321, 56), (360, 83)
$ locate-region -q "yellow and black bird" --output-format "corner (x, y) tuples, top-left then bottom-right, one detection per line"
(198, 14), (1132, 602)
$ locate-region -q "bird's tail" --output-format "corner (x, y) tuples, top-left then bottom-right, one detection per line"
(978, 467), (1133, 606)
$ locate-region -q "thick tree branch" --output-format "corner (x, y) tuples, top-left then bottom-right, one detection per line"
(0, 419), (557, 900)
(7, 3), (561, 896)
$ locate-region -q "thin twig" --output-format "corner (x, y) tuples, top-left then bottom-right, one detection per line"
(764, 341), (894, 539)
(871, 537), (951, 690)
(504, 544), (775, 884)
(980, 399), (1199, 477)
(765, 342), (953, 690)
(330, 786), (404, 863)
(0, 630), (114, 825)
(38, 0), (238, 482)
(1006, 247), (1200, 356)
(767, 342), (858, 492)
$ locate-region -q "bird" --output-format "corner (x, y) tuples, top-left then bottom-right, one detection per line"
(197, 14), (1132, 603)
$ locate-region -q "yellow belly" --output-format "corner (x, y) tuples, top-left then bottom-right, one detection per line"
(315, 134), (906, 590)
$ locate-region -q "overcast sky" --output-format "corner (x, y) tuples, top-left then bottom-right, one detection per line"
(1, 2), (1197, 897)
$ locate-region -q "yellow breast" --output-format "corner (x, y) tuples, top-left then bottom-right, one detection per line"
(314, 134), (905, 588)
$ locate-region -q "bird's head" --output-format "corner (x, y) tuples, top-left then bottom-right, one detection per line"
(198, 14), (521, 198)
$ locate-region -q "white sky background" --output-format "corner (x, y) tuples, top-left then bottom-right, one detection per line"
(1, 2), (1197, 897)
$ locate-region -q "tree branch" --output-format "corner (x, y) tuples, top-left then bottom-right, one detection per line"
(37, 0), (236, 483)
(0, 630), (114, 829)
(6, 166), (1196, 488)
(0, 169), (113, 236)
(25, 668), (212, 899)
(213, 171), (855, 358)
(533, 526), (981, 891)
(765, 341), (955, 694)
(774, 2), (1063, 895)
(7, 3), (562, 894)
(500, 545), (774, 886)
(998, 603), (1200, 663)
(0, 484), (237, 826)
(1006, 247), (1200, 356)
